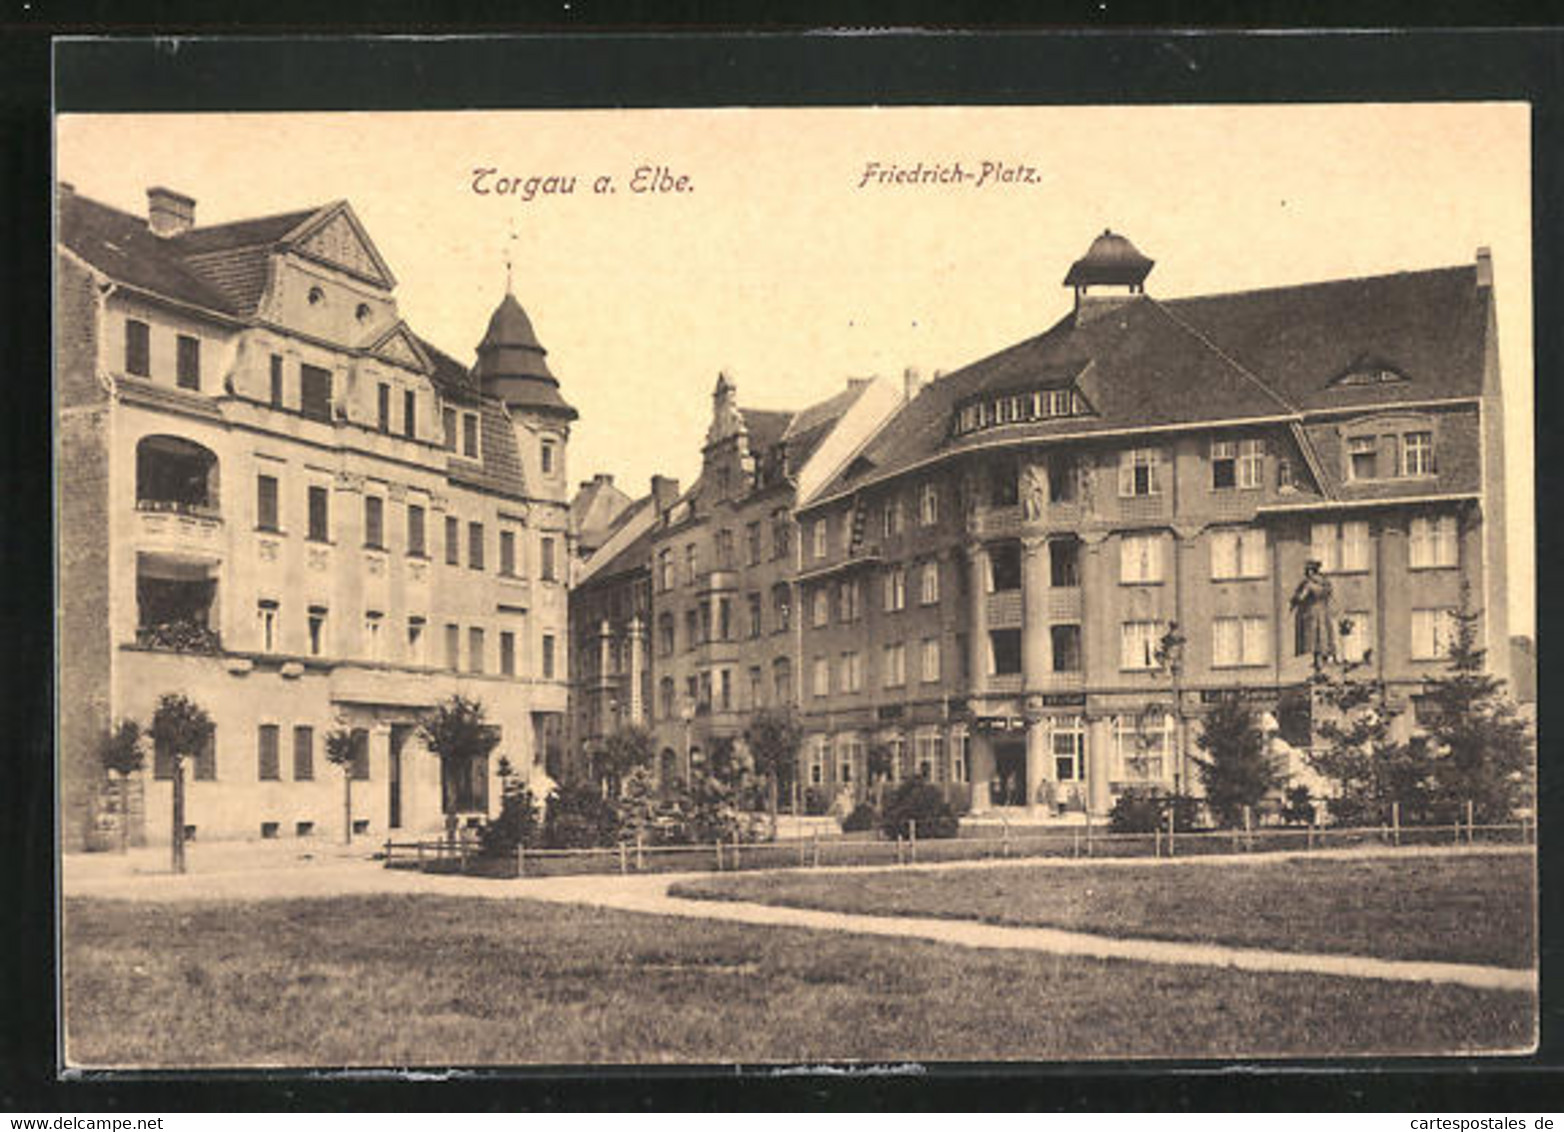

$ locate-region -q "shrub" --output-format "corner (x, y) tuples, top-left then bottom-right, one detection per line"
(478, 779), (539, 858)
(879, 780), (959, 840)
(1108, 788), (1201, 834)
(543, 780), (620, 849)
(841, 802), (878, 834)
(802, 786), (831, 817)
(1282, 785), (1317, 826)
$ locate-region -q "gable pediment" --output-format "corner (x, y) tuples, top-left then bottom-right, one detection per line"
(367, 322), (432, 374)
(289, 203), (396, 289)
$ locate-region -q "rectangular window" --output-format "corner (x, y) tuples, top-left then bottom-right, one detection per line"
(541, 438), (557, 476)
(1051, 718), (1085, 783)
(773, 658), (792, 703)
(444, 515), (460, 566)
(882, 643), (907, 687)
(462, 412), (480, 458)
(657, 549), (673, 592)
(1050, 539), (1080, 587)
(884, 567), (907, 612)
(746, 522), (762, 566)
(1411, 608), (1458, 660)
(772, 510), (792, 559)
(468, 627), (485, 674)
(718, 596), (733, 641)
(1051, 625), (1082, 672)
(258, 725), (279, 778)
(1120, 533), (1163, 583)
(350, 730), (370, 782)
(542, 633), (556, 679)
(1210, 528), (1267, 580)
(812, 587), (830, 628)
(403, 389), (417, 439)
(500, 530), (516, 576)
(407, 616), (426, 665)
(300, 364), (332, 423)
(841, 651), (863, 693)
(407, 504), (426, 557)
(684, 543), (698, 585)
(747, 592), (762, 639)
(1119, 448), (1162, 497)
(920, 561), (940, 606)
(1211, 439), (1237, 489)
(257, 474), (279, 532)
(1213, 616), (1270, 667)
(686, 608), (699, 649)
(256, 599), (279, 653)
(176, 335), (201, 390)
(1120, 620), (1161, 670)
(541, 536), (557, 582)
(989, 629), (1022, 676)
(1048, 455), (1078, 503)
(920, 483), (940, 526)
(1115, 714), (1172, 782)
(364, 496), (385, 550)
(442, 407), (457, 451)
(1340, 609), (1374, 664)
(773, 585), (792, 632)
(125, 319), (150, 377)
(1409, 515), (1458, 569)
(363, 611), (383, 661)
(445, 623), (460, 671)
(1237, 438), (1264, 488)
(307, 605), (328, 658)
(307, 486), (329, 542)
(882, 498), (903, 538)
(269, 354), (284, 407)
(377, 383), (391, 432)
(989, 542), (1022, 592)
(839, 579), (860, 622)
(920, 638), (941, 683)
(1311, 521), (1371, 573)
(658, 613), (675, 656)
(1402, 431), (1436, 477)
(813, 519), (828, 560)
(1346, 435), (1378, 481)
(468, 522), (485, 570)
(292, 725), (314, 781)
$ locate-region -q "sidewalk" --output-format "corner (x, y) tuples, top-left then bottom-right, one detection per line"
(61, 842), (1536, 994)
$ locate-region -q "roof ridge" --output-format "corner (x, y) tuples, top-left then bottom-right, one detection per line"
(1163, 262), (1473, 306)
(178, 203), (326, 240)
(1148, 296), (1299, 416)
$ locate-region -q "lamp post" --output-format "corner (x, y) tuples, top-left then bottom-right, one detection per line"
(1155, 622), (1188, 796)
(679, 697), (696, 786)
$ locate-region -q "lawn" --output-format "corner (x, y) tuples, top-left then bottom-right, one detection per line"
(64, 893), (1533, 1066)
(670, 851), (1535, 969)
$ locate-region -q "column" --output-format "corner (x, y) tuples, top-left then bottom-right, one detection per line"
(1087, 716), (1113, 815)
(626, 615), (645, 725)
(1025, 714), (1050, 814)
(596, 618), (613, 735)
(1021, 534), (1050, 689)
(969, 732), (994, 813)
(965, 542), (989, 697)
(370, 722), (393, 829)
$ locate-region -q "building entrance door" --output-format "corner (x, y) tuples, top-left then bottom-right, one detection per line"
(993, 740), (1027, 807)
(388, 724), (413, 829)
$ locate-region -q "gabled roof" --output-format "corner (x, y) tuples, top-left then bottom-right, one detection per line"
(577, 494), (659, 587)
(572, 476), (635, 550)
(810, 260), (1490, 505)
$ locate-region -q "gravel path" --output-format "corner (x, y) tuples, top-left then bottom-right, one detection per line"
(61, 845), (1537, 995)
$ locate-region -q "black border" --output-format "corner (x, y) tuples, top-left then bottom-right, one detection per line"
(5, 25), (1563, 1112)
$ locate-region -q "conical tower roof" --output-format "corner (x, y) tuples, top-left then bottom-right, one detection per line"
(473, 289), (577, 419)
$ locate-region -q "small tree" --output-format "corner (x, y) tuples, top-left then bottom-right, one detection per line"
(1419, 593), (1533, 822)
(543, 778), (621, 848)
(1308, 673), (1437, 826)
(97, 719), (146, 854)
(148, 693), (213, 874)
(478, 760), (540, 858)
(1192, 696), (1285, 828)
(593, 722), (655, 800)
(418, 695), (502, 841)
(323, 726), (359, 845)
(747, 707), (804, 834)
(879, 778), (959, 840)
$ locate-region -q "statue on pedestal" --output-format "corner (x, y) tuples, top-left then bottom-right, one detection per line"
(1290, 560), (1338, 671)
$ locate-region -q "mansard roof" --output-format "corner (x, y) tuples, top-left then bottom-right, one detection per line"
(810, 260), (1489, 507)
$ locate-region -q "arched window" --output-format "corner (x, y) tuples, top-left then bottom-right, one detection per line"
(135, 435), (219, 515)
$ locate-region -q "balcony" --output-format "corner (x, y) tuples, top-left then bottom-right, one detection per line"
(986, 589), (1023, 628)
(970, 505), (1022, 539)
(135, 621), (222, 655)
(1047, 586), (1083, 621)
(135, 505), (223, 553)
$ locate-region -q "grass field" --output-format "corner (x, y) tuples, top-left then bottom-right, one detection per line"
(65, 893), (1533, 1066)
(670, 852), (1535, 968)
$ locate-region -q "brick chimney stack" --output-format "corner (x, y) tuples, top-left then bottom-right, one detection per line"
(1475, 246), (1494, 289)
(147, 186), (196, 238)
(903, 366), (923, 402)
(651, 475), (681, 515)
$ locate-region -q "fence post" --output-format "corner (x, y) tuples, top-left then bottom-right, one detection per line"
(811, 831), (820, 868)
(1072, 828), (1080, 859)
(1391, 801), (1401, 848)
(1002, 821), (1011, 858)
(799, 832), (807, 867)
(909, 820), (917, 864)
(1307, 814), (1316, 852)
(1085, 810), (1093, 857)
(715, 839), (723, 872)
(1243, 805), (1252, 853)
(618, 841), (628, 876)
(1466, 800), (1476, 845)
(1167, 805), (1176, 857)
(1154, 823), (1162, 859)
(636, 832), (645, 872)
(516, 840), (525, 878)
(417, 841), (425, 869)
(733, 830), (741, 869)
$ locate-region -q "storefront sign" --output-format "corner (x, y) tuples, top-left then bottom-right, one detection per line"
(1039, 693), (1087, 707)
(973, 716), (1026, 734)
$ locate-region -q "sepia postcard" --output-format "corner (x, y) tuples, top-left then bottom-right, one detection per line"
(54, 61), (1539, 1072)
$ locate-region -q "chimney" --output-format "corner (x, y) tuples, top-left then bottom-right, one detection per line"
(594, 472), (614, 487)
(651, 475), (681, 514)
(903, 366), (923, 402)
(146, 186), (195, 238)
(1475, 246), (1493, 289)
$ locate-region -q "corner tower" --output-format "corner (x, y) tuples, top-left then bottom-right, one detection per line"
(1064, 228), (1154, 325)
(473, 287), (578, 508)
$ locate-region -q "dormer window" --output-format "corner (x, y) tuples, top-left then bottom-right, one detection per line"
(355, 302), (372, 323)
(1346, 435), (1378, 481)
(1337, 366), (1406, 386)
(307, 285), (325, 306)
(953, 385), (1089, 436)
(541, 437), (558, 477)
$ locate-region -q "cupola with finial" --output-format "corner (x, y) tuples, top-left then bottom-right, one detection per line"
(1064, 229), (1154, 326)
(473, 286), (578, 421)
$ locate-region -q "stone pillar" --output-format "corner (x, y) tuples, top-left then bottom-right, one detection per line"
(1021, 535), (1050, 689)
(626, 615), (645, 725)
(370, 722), (393, 828)
(1025, 710), (1050, 815)
(1087, 716), (1113, 815)
(965, 542), (989, 697)
(968, 731), (994, 813)
(597, 618), (613, 734)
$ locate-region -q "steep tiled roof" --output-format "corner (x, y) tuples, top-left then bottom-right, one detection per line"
(572, 477), (635, 549)
(60, 194), (243, 316)
(449, 402), (528, 498)
(578, 495), (658, 586)
(811, 261), (1489, 505)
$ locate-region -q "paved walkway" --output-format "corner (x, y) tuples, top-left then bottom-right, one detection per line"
(61, 845), (1536, 995)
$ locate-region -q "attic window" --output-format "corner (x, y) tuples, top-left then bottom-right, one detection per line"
(953, 386), (1089, 436)
(308, 286), (325, 306)
(355, 302), (371, 322)
(1335, 362), (1407, 386)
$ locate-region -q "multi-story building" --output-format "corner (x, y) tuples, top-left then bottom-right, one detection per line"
(645, 372), (904, 781)
(795, 230), (1509, 818)
(57, 183), (574, 849)
(568, 475), (681, 781)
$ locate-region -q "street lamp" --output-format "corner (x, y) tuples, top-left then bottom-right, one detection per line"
(679, 696), (696, 785)
(1155, 622), (1188, 796)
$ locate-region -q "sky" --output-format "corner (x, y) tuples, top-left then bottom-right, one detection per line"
(57, 104), (1533, 634)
